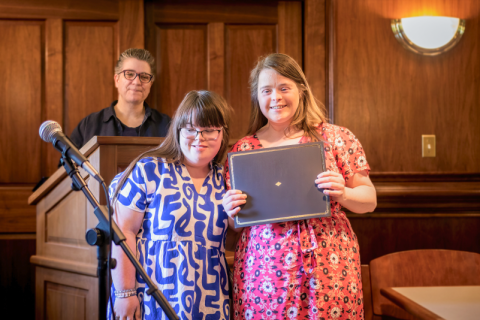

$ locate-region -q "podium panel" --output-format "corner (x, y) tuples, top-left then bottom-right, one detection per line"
(36, 266), (98, 320)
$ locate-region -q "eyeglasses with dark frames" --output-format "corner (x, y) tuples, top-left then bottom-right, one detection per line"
(179, 127), (223, 141)
(118, 70), (154, 83)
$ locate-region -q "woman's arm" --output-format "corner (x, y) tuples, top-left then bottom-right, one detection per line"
(111, 202), (145, 319)
(316, 170), (377, 214)
(222, 189), (246, 232)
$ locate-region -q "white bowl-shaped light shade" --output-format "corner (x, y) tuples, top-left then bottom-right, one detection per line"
(391, 16), (465, 56)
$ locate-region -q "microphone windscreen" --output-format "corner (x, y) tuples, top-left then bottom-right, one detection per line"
(39, 120), (62, 143)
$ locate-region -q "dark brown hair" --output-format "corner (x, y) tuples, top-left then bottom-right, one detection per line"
(111, 90), (233, 204)
(248, 53), (327, 141)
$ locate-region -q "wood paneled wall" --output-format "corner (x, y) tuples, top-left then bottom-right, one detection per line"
(334, 0), (480, 174)
(0, 0), (142, 317)
(225, 24), (277, 138)
(2, 0), (479, 318)
(0, 0), (316, 234)
(145, 0), (303, 139)
(64, 21), (118, 136)
(305, 0), (327, 105)
(0, 20), (43, 184)
(330, 0), (480, 268)
(0, 0), (138, 234)
(0, 1), (312, 318)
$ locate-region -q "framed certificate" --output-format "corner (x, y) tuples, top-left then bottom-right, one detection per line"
(228, 141), (331, 228)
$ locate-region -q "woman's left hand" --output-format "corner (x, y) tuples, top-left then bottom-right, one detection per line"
(315, 171), (346, 202)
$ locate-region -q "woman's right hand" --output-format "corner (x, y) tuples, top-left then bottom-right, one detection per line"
(222, 190), (247, 219)
(114, 296), (141, 320)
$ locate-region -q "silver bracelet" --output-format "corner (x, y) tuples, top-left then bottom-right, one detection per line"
(114, 288), (137, 298)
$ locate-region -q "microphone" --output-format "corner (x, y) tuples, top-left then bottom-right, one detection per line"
(39, 120), (104, 183)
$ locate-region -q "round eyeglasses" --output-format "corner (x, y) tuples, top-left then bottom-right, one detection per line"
(118, 70), (154, 83)
(179, 128), (222, 141)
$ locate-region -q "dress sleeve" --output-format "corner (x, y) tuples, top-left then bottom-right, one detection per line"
(108, 160), (153, 212)
(333, 127), (370, 181)
(108, 172), (122, 201)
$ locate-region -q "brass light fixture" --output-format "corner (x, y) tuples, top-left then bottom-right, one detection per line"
(391, 16), (465, 56)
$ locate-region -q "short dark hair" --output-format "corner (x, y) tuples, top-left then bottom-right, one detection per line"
(114, 48), (156, 79)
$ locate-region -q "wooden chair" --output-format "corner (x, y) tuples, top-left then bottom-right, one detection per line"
(362, 264), (373, 320)
(369, 249), (480, 319)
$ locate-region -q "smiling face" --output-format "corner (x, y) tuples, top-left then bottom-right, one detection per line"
(257, 68), (301, 127)
(114, 58), (153, 105)
(179, 123), (223, 169)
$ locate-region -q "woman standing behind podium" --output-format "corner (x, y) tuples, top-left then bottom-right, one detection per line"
(223, 53), (377, 319)
(109, 90), (233, 320)
(69, 48), (170, 149)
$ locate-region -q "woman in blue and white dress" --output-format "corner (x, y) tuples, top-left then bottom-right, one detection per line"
(108, 90), (234, 320)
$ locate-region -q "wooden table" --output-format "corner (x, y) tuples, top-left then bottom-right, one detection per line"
(381, 286), (480, 320)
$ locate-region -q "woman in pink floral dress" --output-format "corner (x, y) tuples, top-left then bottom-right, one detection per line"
(222, 53), (377, 320)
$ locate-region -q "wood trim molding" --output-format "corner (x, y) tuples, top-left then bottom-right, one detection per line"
(304, 0), (326, 106)
(0, 233), (36, 239)
(119, 0), (144, 51)
(0, 1), (118, 20)
(0, 186), (37, 233)
(143, 0), (156, 109)
(208, 22), (225, 97)
(326, 0), (335, 123)
(345, 172), (480, 214)
(152, 1), (278, 24)
(374, 181), (479, 213)
(278, 1), (303, 66)
(370, 172), (480, 182)
(45, 19), (64, 176)
(31, 255), (97, 277)
(374, 181), (480, 197)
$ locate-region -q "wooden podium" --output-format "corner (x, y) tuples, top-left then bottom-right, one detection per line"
(28, 136), (236, 320)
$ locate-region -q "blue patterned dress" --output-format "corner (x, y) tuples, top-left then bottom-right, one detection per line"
(107, 157), (230, 320)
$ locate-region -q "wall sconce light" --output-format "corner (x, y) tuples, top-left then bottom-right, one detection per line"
(391, 16), (465, 56)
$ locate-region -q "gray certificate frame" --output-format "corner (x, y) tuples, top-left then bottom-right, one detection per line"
(229, 141), (331, 228)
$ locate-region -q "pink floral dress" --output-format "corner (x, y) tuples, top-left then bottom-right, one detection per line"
(225, 123), (370, 320)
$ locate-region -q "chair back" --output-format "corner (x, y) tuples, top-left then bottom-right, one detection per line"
(369, 249), (480, 319)
(361, 264), (373, 320)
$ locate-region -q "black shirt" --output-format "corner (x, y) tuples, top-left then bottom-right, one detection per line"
(69, 101), (171, 149)
(121, 123), (141, 136)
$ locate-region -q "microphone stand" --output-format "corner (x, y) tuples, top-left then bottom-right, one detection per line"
(60, 156), (179, 320)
